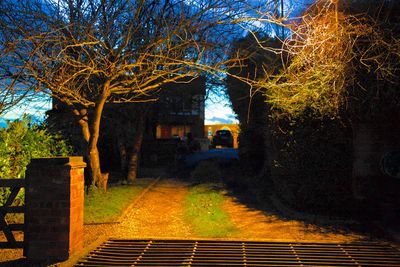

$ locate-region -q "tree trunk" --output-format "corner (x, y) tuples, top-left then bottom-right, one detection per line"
(88, 146), (103, 186)
(72, 108), (93, 191)
(72, 82), (110, 191)
(118, 139), (128, 175)
(88, 83), (110, 190)
(126, 113), (146, 183)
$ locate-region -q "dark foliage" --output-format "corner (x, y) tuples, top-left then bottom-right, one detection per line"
(270, 114), (354, 215)
(226, 35), (281, 176)
(226, 1), (400, 219)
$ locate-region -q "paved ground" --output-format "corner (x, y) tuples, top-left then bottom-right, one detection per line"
(91, 178), (367, 242)
(223, 195), (364, 242)
(113, 179), (193, 238)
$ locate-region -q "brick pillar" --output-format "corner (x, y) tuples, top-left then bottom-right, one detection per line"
(24, 157), (86, 262)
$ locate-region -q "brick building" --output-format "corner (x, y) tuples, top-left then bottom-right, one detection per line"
(154, 76), (205, 140)
(47, 77), (206, 172)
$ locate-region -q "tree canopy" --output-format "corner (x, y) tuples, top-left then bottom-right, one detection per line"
(0, 0), (286, 188)
(257, 0), (400, 119)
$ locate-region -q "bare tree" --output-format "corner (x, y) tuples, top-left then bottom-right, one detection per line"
(2, 0), (276, 189)
(0, 7), (36, 116)
(0, 74), (32, 116)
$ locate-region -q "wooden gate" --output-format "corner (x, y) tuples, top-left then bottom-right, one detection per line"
(0, 178), (25, 248)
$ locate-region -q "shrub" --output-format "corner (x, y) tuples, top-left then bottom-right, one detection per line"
(263, 2), (400, 120)
(0, 116), (72, 205)
(270, 115), (354, 215)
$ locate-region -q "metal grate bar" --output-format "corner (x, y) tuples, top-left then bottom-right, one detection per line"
(76, 240), (400, 267)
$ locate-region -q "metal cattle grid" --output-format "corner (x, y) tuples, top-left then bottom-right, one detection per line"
(76, 239), (400, 266)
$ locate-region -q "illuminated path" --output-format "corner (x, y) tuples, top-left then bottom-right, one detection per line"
(113, 179), (194, 239)
(100, 178), (366, 242)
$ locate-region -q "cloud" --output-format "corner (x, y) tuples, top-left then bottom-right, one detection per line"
(227, 114), (237, 120)
(205, 96), (239, 125)
(205, 116), (237, 125)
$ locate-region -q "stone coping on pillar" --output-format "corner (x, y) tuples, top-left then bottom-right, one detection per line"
(29, 156), (87, 169)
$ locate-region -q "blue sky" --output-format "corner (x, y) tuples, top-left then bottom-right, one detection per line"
(205, 96), (238, 125)
(1, 93), (237, 125)
(0, 94), (52, 126)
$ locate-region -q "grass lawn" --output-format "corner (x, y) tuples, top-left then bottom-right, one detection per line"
(184, 183), (238, 237)
(84, 178), (155, 224)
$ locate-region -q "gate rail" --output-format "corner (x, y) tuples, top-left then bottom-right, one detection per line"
(0, 178), (25, 248)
